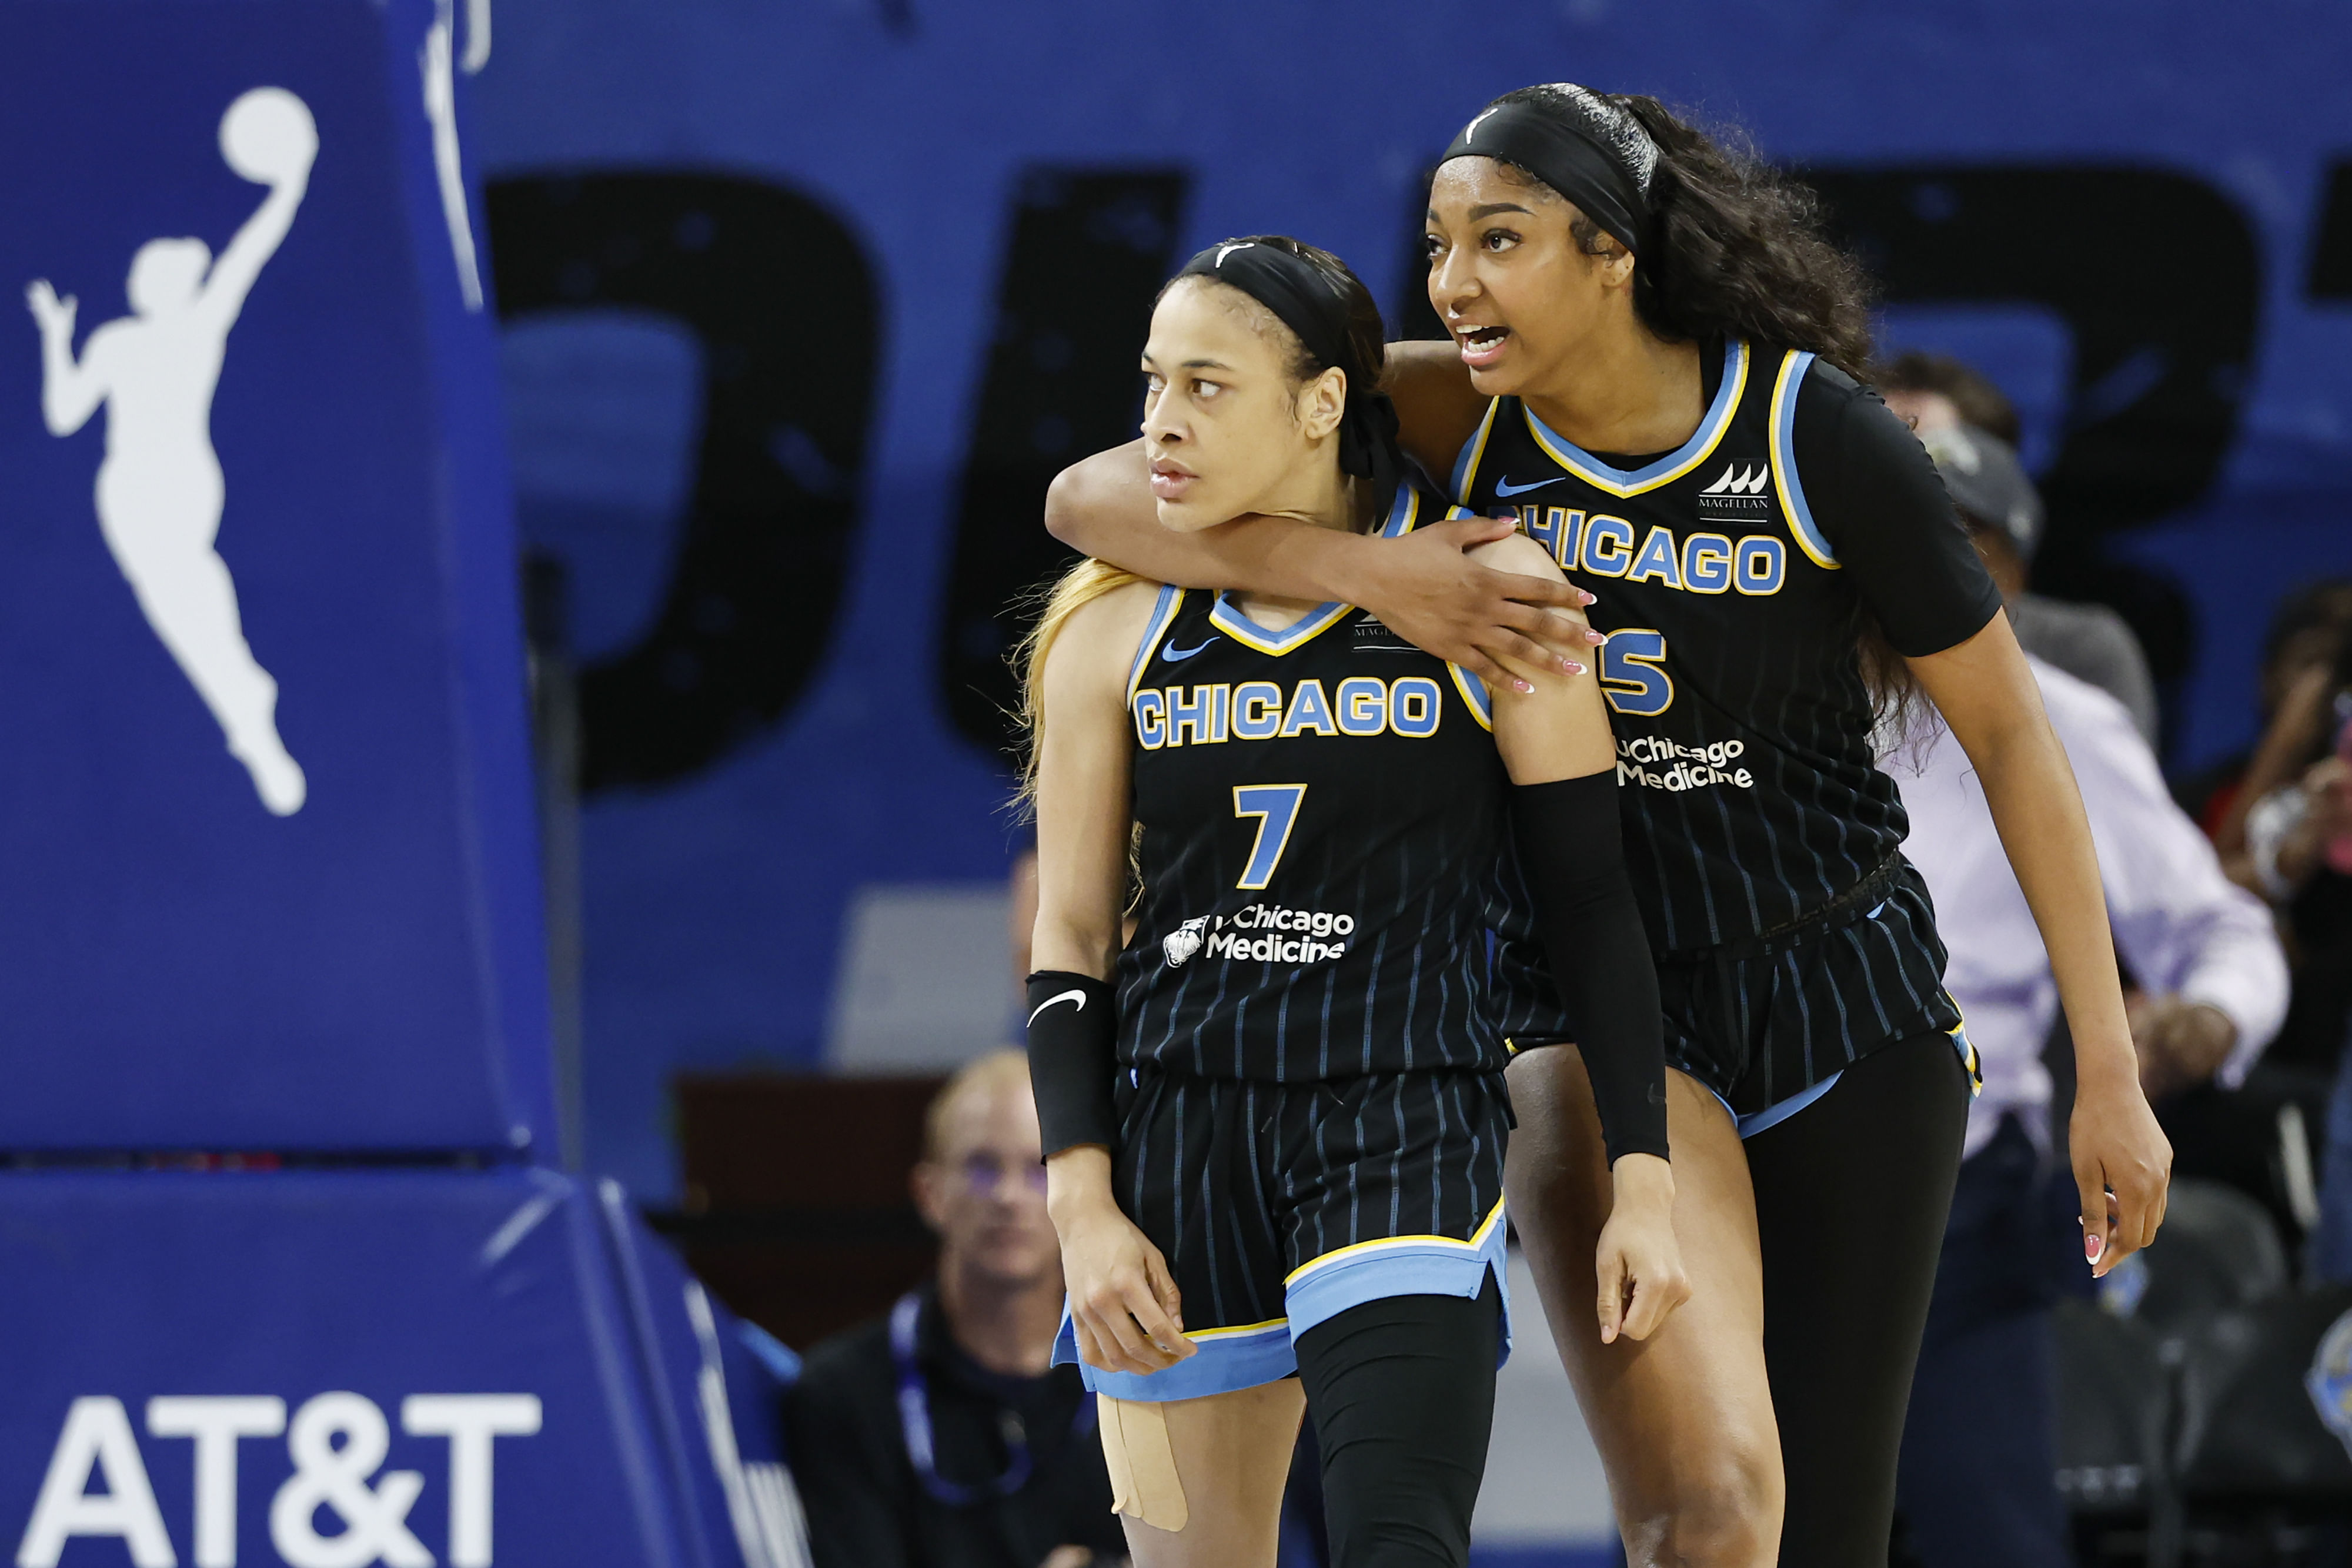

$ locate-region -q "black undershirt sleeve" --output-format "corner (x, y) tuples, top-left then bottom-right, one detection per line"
(1510, 771), (1669, 1164)
(1792, 365), (2005, 660)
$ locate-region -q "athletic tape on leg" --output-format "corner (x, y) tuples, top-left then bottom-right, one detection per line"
(1097, 1395), (1187, 1530)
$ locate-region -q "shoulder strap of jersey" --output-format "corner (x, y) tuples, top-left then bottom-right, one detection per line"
(1451, 398), (1504, 503)
(1126, 584), (1185, 702)
(1765, 348), (1840, 570)
(1381, 482), (1461, 537)
(1359, 483), (1493, 726)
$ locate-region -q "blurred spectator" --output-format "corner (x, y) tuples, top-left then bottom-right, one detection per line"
(2179, 579), (2352, 840)
(786, 1051), (1123, 1568)
(2202, 583), (2352, 1070)
(1885, 479), (2287, 1563)
(2129, 582), (2352, 1250)
(1880, 361), (2160, 744)
(2236, 589), (2352, 1286)
(1879, 349), (2024, 446)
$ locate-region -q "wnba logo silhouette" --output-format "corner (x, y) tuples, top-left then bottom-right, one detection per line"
(24, 87), (316, 815)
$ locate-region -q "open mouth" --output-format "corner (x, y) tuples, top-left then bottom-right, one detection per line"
(1457, 324), (1511, 366)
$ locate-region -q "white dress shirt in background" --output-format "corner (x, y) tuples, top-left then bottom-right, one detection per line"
(1888, 657), (2289, 1158)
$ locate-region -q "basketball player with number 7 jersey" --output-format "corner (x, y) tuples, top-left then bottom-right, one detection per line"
(1021, 235), (1685, 1567)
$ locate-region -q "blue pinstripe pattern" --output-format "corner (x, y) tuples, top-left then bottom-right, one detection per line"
(1067, 1066), (1512, 1400)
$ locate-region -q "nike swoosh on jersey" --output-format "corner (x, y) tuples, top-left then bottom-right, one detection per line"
(1162, 638), (1218, 661)
(1492, 474), (1561, 497)
(1027, 989), (1088, 1025)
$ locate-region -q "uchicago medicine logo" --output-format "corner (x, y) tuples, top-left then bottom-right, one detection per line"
(1162, 905), (1354, 968)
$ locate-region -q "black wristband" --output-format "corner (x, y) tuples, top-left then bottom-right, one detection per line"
(1510, 772), (1670, 1165)
(1023, 971), (1120, 1159)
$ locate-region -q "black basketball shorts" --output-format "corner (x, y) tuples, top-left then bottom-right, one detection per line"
(1053, 1064), (1512, 1401)
(1653, 860), (1978, 1135)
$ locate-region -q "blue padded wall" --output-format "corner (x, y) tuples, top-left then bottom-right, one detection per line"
(0, 0), (551, 1154)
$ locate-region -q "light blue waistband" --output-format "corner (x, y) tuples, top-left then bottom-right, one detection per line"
(1052, 1206), (1513, 1402)
(1709, 1071), (1843, 1139)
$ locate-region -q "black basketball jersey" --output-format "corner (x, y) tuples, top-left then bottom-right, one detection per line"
(1455, 339), (1915, 952)
(1115, 484), (1526, 1081)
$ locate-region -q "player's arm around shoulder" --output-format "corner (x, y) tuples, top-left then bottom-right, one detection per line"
(1465, 533), (1616, 785)
(1382, 339), (1487, 477)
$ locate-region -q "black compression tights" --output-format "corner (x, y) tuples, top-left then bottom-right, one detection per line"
(1293, 1276), (1502, 1568)
(1748, 1031), (1972, 1568)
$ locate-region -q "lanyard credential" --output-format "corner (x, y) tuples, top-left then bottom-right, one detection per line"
(890, 1289), (1097, 1508)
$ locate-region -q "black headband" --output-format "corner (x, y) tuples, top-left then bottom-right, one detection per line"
(1439, 88), (1656, 256)
(1174, 240), (1402, 519)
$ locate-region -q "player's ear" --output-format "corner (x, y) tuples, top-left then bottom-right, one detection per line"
(1297, 365), (1347, 443)
(1591, 232), (1635, 290)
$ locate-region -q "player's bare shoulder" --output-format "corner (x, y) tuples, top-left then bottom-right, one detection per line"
(1465, 527), (1567, 583)
(1041, 574), (1168, 702)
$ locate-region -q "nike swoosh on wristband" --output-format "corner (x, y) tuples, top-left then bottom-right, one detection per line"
(1027, 989), (1088, 1026)
(1493, 474), (1561, 497)
(1162, 638), (1218, 661)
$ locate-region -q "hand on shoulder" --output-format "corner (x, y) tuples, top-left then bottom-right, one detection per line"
(1465, 526), (1569, 583)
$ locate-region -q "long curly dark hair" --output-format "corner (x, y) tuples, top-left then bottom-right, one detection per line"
(1488, 85), (1877, 376)
(1484, 86), (1916, 721)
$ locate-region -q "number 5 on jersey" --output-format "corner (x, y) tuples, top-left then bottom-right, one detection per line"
(1233, 784), (1307, 890)
(1599, 628), (1673, 717)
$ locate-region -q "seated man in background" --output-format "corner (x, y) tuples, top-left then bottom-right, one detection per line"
(1879, 352), (2161, 744)
(788, 1051), (1123, 1568)
(1886, 426), (2289, 1568)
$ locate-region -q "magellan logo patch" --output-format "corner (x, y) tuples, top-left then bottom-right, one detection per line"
(1697, 461), (1773, 519)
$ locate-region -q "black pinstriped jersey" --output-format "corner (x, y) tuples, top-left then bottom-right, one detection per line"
(1115, 484), (1535, 1081)
(1454, 339), (2002, 954)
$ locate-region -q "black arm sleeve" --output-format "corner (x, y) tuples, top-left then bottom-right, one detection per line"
(1023, 970), (1119, 1158)
(1509, 772), (1668, 1164)
(1794, 366), (2006, 658)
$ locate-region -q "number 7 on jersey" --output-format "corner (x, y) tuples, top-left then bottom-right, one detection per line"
(1232, 784), (1307, 890)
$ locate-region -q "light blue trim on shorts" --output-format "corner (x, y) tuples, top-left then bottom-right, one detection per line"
(1283, 1201), (1512, 1342)
(1708, 1071), (1844, 1139)
(1053, 1201), (1514, 1403)
(1055, 1312), (1298, 1403)
(1705, 1018), (1981, 1138)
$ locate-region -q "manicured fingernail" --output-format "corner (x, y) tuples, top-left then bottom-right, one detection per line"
(1586, 631), (1606, 645)
(2085, 1233), (2104, 1263)
(1581, 590), (1597, 604)
(1563, 661), (1586, 676)
(1512, 678), (1535, 695)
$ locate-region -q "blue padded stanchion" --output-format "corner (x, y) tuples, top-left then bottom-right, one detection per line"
(0, 12), (816, 1563)
(596, 1181), (813, 1568)
(0, 1169), (720, 1568)
(0, 0), (550, 1154)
